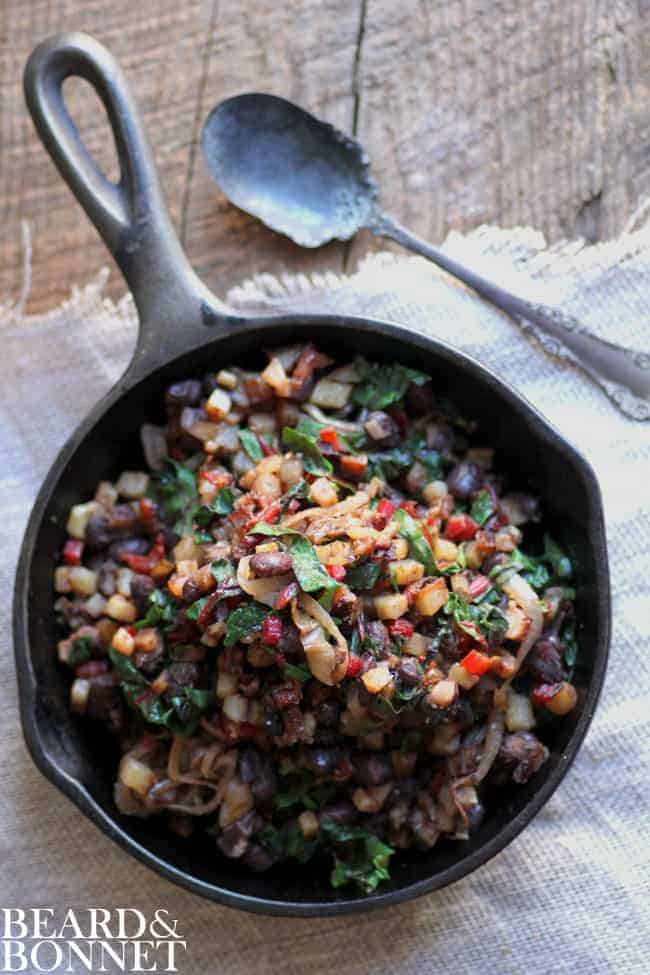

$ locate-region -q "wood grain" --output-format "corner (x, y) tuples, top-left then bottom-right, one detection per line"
(2, 0), (650, 315)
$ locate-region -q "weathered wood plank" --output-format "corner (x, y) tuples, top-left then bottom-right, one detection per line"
(2, 0), (650, 316)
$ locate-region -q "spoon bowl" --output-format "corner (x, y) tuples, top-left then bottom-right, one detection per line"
(201, 92), (650, 420)
(202, 94), (376, 247)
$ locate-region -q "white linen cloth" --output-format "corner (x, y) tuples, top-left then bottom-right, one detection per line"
(0, 221), (648, 974)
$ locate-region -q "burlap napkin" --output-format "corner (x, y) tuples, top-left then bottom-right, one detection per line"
(1, 222), (648, 974)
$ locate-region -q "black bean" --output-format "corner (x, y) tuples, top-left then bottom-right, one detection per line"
(396, 658), (422, 686)
(316, 699), (341, 728)
(85, 675), (121, 721)
(162, 526), (180, 551)
(181, 578), (203, 604)
(528, 638), (566, 683)
(131, 574), (155, 616)
(165, 379), (202, 409)
(498, 732), (550, 784)
(240, 749), (278, 805)
(249, 552), (293, 576)
(320, 801), (356, 826)
(263, 711), (283, 737)
(425, 420), (455, 454)
(243, 842), (275, 872)
(277, 622), (303, 657)
(304, 748), (340, 776)
(98, 562), (117, 597)
(406, 381), (435, 416)
(447, 461), (481, 500)
(84, 515), (114, 551)
(217, 810), (257, 859)
(353, 753), (392, 786)
(202, 373), (218, 397)
(165, 662), (200, 696)
(108, 537), (149, 561)
(366, 621), (390, 655)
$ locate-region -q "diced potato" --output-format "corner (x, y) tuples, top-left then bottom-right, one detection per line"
(189, 419), (221, 442)
(111, 625), (135, 656)
(328, 363), (360, 383)
(204, 424), (240, 455)
(279, 456), (304, 487)
(352, 783), (393, 813)
(54, 566), (72, 593)
(66, 501), (99, 540)
(223, 694), (248, 723)
(205, 387), (232, 421)
(253, 471), (283, 499)
(83, 593), (107, 618)
(434, 537), (459, 564)
(448, 662), (480, 690)
(70, 678), (91, 714)
(464, 540), (483, 570)
(105, 594), (137, 623)
(216, 672), (238, 699)
(389, 558), (424, 587)
(134, 627), (160, 654)
(374, 593), (409, 620)
(506, 690), (536, 732)
(248, 411), (277, 435)
(495, 525), (522, 552)
(450, 571), (472, 600)
(403, 632), (432, 658)
(428, 679), (457, 708)
(116, 471), (149, 499)
(423, 480), (448, 505)
(504, 601), (530, 640)
(216, 369), (237, 390)
(361, 662), (392, 694)
(390, 537), (409, 560)
(314, 540), (352, 565)
(544, 681), (578, 716)
(309, 378), (352, 409)
(95, 481), (118, 507)
(255, 541), (280, 554)
(415, 578), (449, 616)
(119, 755), (155, 797)
(115, 567), (132, 597)
(219, 779), (254, 829)
(173, 536), (202, 564)
(298, 810), (320, 839)
(309, 477), (338, 507)
(261, 357), (291, 397)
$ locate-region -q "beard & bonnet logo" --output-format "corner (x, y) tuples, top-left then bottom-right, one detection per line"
(0, 908), (187, 973)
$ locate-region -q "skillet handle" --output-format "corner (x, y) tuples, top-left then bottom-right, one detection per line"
(24, 32), (232, 363)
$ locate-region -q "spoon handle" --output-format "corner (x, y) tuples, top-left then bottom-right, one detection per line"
(371, 212), (650, 420)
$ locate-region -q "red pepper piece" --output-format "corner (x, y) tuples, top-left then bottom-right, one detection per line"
(468, 575), (491, 601)
(346, 655), (362, 678)
(389, 619), (415, 639)
(326, 564), (346, 582)
(256, 433), (275, 457)
(399, 500), (418, 517)
(339, 455), (368, 480)
(199, 469), (232, 488)
(121, 532), (166, 575)
(261, 615), (283, 645)
(63, 539), (84, 566)
(377, 498), (397, 520)
(276, 581), (299, 610)
(138, 497), (157, 529)
(460, 649), (492, 676)
(444, 513), (479, 542)
(197, 590), (222, 628)
(319, 427), (345, 452)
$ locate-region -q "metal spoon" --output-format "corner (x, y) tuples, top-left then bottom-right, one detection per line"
(201, 93), (650, 420)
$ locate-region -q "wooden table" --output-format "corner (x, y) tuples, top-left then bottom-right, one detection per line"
(3, 0), (650, 315)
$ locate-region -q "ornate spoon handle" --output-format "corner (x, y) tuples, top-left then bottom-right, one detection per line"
(370, 212), (650, 421)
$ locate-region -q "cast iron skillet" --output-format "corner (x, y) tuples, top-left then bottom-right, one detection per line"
(15, 32), (610, 916)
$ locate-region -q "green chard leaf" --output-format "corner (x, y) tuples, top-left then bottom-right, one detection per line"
(542, 535), (573, 580)
(282, 426), (333, 474)
(109, 647), (147, 685)
(394, 508), (436, 574)
(67, 636), (94, 667)
(224, 602), (271, 647)
(352, 358), (429, 410)
(289, 535), (340, 595)
(134, 589), (178, 630)
(239, 428), (264, 462)
(469, 489), (495, 527)
(211, 558), (235, 584)
(322, 822), (395, 894)
(154, 459), (199, 534)
(344, 561), (381, 590)
(282, 662), (313, 683)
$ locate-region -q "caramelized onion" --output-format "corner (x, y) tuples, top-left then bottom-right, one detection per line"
(237, 556), (293, 607)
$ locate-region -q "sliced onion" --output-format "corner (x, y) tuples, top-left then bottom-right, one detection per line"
(291, 593), (349, 685)
(237, 556), (293, 606)
(282, 490), (369, 528)
(140, 423), (168, 472)
(502, 572), (544, 674)
(471, 709), (505, 785)
(303, 404), (364, 434)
